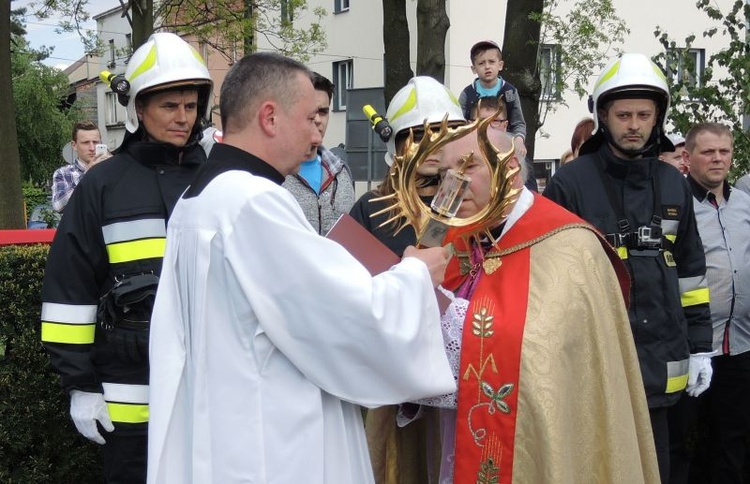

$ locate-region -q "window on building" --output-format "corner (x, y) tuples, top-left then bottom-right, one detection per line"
(665, 48), (705, 88)
(539, 44), (561, 101)
(231, 41), (239, 64)
(108, 39), (116, 69)
(332, 60), (353, 111)
(334, 0), (350, 14)
(125, 34), (132, 63)
(281, 0), (294, 24)
(105, 91), (126, 127)
(200, 42), (209, 63)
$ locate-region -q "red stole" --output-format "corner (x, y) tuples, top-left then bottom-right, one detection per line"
(444, 195), (626, 484)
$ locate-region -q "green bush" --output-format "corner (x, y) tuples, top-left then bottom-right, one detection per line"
(0, 244), (102, 483)
(22, 184), (48, 221)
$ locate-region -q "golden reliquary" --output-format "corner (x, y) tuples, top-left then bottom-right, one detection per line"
(370, 114), (522, 247)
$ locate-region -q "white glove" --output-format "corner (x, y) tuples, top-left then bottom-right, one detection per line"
(69, 390), (115, 444)
(686, 352), (715, 398)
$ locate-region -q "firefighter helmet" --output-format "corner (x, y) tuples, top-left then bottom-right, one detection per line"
(590, 52), (670, 134)
(122, 32), (213, 134)
(384, 76), (465, 166)
(581, 53), (672, 156)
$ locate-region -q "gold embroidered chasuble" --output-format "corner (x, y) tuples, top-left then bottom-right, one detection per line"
(444, 195), (659, 484)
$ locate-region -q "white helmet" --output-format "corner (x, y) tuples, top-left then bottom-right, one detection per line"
(123, 32), (213, 134)
(384, 76), (465, 166)
(582, 53), (671, 156)
(589, 52), (670, 134)
(666, 132), (686, 147)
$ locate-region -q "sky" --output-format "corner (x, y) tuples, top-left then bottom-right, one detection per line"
(16, 0), (119, 70)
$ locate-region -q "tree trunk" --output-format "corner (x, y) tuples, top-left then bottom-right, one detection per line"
(415, 0), (448, 82)
(244, 0), (256, 55)
(502, 0), (543, 162)
(382, 0), (413, 105)
(131, 0), (155, 49)
(0, 0), (26, 229)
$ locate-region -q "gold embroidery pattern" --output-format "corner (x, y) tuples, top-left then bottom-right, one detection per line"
(482, 257), (502, 275)
(477, 457), (500, 484)
(455, 223), (594, 276)
(463, 300), (514, 452)
(463, 304), (497, 390)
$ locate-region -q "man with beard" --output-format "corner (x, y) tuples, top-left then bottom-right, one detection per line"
(543, 53), (712, 484)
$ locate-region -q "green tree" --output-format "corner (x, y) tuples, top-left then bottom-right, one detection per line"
(380, 0), (626, 159)
(653, 0), (750, 179)
(505, 0), (627, 161)
(29, 0), (99, 51)
(30, 0), (326, 59)
(1, 9), (77, 228)
(12, 35), (78, 186)
(535, 0), (627, 120)
(159, 0), (327, 62)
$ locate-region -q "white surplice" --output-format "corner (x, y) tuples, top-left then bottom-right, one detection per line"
(147, 169), (455, 484)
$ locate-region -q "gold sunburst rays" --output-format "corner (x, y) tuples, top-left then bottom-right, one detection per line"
(374, 114), (522, 244)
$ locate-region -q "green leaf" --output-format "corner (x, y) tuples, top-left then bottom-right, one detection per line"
(496, 383), (515, 399)
(481, 381), (495, 399)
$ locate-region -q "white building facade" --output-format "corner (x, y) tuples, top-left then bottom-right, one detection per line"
(293, 0), (736, 188)
(79, 0), (737, 185)
(93, 6), (132, 150)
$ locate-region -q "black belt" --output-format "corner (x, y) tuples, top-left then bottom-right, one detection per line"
(101, 318), (150, 331)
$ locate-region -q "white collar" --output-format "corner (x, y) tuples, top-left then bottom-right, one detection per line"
(499, 187), (533, 239)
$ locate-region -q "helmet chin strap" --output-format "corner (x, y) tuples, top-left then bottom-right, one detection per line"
(601, 125), (661, 158)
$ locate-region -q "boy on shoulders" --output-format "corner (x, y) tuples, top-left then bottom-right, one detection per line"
(458, 40), (527, 156)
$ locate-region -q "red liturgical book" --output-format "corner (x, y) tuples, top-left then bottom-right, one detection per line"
(326, 213), (450, 312)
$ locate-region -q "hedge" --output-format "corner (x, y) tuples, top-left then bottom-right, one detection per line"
(0, 244), (102, 483)
(1, 244), (747, 482)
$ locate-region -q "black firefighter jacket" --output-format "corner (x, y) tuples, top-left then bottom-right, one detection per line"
(543, 144), (712, 408)
(40, 139), (205, 426)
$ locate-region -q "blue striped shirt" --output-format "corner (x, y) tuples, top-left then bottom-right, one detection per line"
(690, 176), (750, 355)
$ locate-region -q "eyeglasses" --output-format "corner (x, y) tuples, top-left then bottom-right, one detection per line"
(489, 118), (508, 129)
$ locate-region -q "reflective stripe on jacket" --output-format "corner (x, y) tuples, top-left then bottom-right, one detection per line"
(41, 140), (205, 423)
(543, 145), (712, 408)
